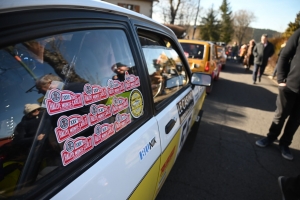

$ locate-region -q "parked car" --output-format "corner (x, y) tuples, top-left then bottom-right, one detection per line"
(0, 1), (212, 199)
(217, 45), (227, 69)
(178, 39), (222, 94)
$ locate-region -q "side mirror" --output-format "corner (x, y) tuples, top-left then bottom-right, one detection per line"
(191, 73), (212, 87)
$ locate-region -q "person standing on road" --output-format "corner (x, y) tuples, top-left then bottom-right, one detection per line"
(245, 39), (256, 70)
(231, 42), (238, 62)
(278, 175), (300, 200)
(255, 28), (300, 161)
(272, 40), (287, 79)
(252, 34), (274, 84)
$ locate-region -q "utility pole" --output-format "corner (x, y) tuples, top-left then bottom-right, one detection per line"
(192, 0), (201, 39)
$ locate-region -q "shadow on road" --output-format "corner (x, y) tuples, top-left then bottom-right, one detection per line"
(208, 78), (277, 112)
(156, 121), (300, 200)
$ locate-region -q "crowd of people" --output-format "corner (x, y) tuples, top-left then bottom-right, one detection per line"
(225, 30), (300, 200)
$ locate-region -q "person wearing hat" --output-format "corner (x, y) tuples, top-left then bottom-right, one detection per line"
(13, 104), (45, 146)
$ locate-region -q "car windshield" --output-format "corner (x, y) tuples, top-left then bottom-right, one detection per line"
(180, 43), (204, 59)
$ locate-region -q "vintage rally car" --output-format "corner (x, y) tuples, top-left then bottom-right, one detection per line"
(178, 39), (222, 94)
(0, 1), (211, 199)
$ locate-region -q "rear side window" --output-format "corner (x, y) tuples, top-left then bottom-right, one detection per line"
(138, 31), (189, 106)
(0, 29), (142, 198)
(180, 43), (204, 59)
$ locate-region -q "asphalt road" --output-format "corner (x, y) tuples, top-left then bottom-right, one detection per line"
(156, 60), (300, 200)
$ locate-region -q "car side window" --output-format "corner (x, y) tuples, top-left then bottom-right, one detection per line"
(138, 31), (189, 106)
(0, 29), (142, 198)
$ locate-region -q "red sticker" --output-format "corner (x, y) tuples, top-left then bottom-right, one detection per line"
(54, 114), (89, 143)
(93, 123), (115, 146)
(61, 136), (94, 166)
(114, 113), (131, 132)
(107, 79), (125, 97)
(111, 96), (129, 115)
(88, 104), (112, 127)
(45, 89), (84, 115)
(82, 84), (109, 105)
(124, 71), (140, 91)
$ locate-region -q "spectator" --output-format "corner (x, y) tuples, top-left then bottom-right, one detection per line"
(252, 34), (274, 84)
(272, 40), (287, 79)
(245, 39), (256, 70)
(239, 44), (248, 66)
(255, 28), (300, 161)
(231, 42), (238, 62)
(278, 175), (300, 200)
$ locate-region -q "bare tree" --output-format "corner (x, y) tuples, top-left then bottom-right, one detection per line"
(153, 0), (199, 25)
(233, 10), (256, 45)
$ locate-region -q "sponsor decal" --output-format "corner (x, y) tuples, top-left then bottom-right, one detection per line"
(88, 104), (112, 127)
(129, 89), (144, 118)
(192, 86), (205, 103)
(111, 96), (129, 115)
(176, 90), (194, 123)
(160, 146), (175, 176)
(45, 89), (84, 115)
(61, 136), (94, 166)
(93, 123), (115, 146)
(54, 114), (89, 143)
(107, 79), (125, 97)
(139, 137), (156, 160)
(82, 84), (109, 105)
(114, 113), (131, 132)
(124, 71), (140, 91)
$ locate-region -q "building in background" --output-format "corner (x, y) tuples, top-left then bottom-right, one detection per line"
(104, 0), (156, 18)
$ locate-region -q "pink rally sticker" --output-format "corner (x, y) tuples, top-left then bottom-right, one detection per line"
(61, 136), (94, 166)
(107, 79), (125, 97)
(111, 96), (128, 115)
(93, 123), (115, 146)
(54, 114), (89, 143)
(114, 113), (131, 132)
(82, 83), (109, 105)
(45, 89), (84, 115)
(88, 104), (112, 127)
(124, 71), (140, 91)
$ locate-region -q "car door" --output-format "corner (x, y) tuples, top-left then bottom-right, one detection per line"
(0, 7), (162, 200)
(135, 28), (203, 198)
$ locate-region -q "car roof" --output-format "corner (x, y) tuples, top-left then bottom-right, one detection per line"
(0, 0), (176, 45)
(0, 0), (155, 24)
(178, 39), (212, 45)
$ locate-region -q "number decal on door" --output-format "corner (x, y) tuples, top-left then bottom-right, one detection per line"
(179, 113), (192, 148)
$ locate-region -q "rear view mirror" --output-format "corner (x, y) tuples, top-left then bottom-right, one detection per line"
(191, 73), (211, 87)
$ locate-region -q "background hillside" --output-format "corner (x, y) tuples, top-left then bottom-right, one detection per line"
(250, 28), (282, 42)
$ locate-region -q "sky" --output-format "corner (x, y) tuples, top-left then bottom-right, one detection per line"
(153, 0), (300, 33)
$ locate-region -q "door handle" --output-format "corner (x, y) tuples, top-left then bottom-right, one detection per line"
(165, 119), (176, 134)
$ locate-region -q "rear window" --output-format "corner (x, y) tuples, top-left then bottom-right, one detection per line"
(180, 43), (204, 59)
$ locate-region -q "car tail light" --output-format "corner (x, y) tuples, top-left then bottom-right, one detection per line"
(205, 62), (209, 72)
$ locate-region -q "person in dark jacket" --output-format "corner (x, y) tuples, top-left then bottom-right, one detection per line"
(252, 34), (274, 84)
(255, 28), (300, 161)
(272, 40), (287, 79)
